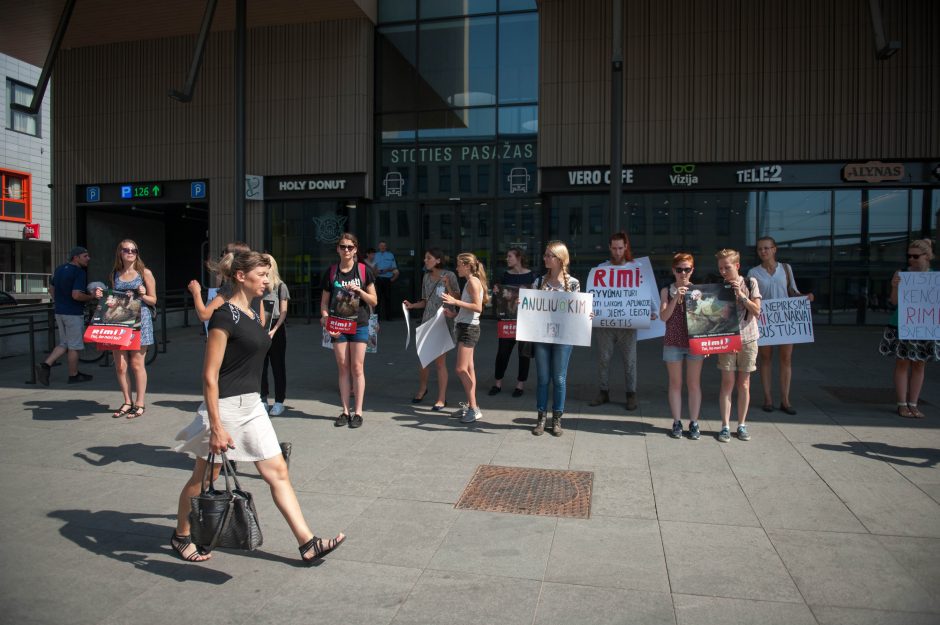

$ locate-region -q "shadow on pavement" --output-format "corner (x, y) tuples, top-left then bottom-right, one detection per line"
(23, 399), (110, 421)
(48, 509), (233, 584)
(152, 399), (202, 413)
(74, 443), (193, 470)
(813, 441), (940, 468)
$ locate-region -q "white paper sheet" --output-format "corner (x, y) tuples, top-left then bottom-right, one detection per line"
(415, 306), (456, 368)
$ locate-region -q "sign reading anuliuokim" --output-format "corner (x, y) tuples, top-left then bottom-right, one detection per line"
(898, 272), (940, 340)
(587, 260), (653, 329)
(515, 289), (594, 347)
(757, 297), (814, 346)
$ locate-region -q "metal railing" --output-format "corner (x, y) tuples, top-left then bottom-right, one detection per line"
(0, 272), (51, 295)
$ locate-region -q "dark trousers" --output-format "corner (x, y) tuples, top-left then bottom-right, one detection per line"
(261, 324), (287, 402)
(376, 277), (394, 320)
(494, 337), (530, 382)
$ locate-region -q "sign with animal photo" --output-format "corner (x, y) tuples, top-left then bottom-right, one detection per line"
(684, 284), (741, 355)
(90, 290), (142, 329)
(494, 285), (521, 338)
(515, 289), (594, 347)
(587, 261), (653, 329)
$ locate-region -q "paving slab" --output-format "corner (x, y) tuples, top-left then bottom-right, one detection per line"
(673, 594), (817, 625)
(534, 583), (676, 625)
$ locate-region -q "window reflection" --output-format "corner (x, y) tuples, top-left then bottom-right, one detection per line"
(498, 13), (538, 104)
(498, 105), (537, 134)
(418, 17), (496, 111)
(420, 0), (497, 19)
(377, 26), (416, 112)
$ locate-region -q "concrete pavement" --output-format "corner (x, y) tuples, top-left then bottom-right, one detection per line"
(0, 321), (938, 625)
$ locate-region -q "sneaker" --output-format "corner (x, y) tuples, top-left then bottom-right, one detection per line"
(36, 364), (50, 387)
(670, 420), (683, 439)
(461, 407), (481, 424)
(736, 425), (751, 441)
(455, 401), (470, 420)
(349, 413), (363, 428)
(335, 413), (349, 427)
(269, 402), (286, 416)
(717, 427), (731, 443)
(67, 372), (93, 384)
(688, 421), (701, 440)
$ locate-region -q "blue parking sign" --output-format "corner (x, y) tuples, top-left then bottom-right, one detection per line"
(191, 181), (206, 199)
(121, 185), (133, 199)
(86, 186), (100, 202)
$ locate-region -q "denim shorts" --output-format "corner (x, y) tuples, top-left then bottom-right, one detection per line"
(333, 324), (369, 343)
(662, 345), (705, 362)
(455, 322), (481, 347)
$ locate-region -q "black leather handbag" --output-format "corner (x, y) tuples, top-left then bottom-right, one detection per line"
(189, 453), (263, 552)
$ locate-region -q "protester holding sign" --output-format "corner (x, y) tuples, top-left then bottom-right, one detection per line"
(747, 236), (814, 415)
(441, 253), (489, 424)
(320, 233), (377, 428)
(589, 232), (643, 411)
(403, 248), (459, 411)
(715, 249), (762, 442)
(173, 250), (345, 564)
(36, 246), (96, 386)
(93, 239), (157, 419)
(529, 241), (582, 437)
(659, 253), (705, 440)
(880, 239), (937, 418)
(490, 247), (535, 397)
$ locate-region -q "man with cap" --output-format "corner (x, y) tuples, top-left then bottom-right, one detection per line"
(36, 246), (96, 386)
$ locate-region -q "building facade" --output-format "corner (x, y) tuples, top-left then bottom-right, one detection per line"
(1, 52), (52, 297)
(16, 0), (938, 322)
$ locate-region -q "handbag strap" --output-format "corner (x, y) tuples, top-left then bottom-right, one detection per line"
(782, 263), (799, 297)
(201, 452), (244, 495)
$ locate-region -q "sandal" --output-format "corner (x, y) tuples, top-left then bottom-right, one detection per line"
(299, 533), (346, 564)
(908, 404), (925, 419)
(897, 404), (915, 418)
(112, 402), (134, 418)
(411, 390), (428, 404)
(170, 532), (210, 562)
(126, 404), (145, 419)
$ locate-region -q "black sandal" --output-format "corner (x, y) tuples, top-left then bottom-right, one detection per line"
(170, 532), (209, 562)
(126, 404), (145, 419)
(112, 402), (133, 418)
(299, 534), (346, 564)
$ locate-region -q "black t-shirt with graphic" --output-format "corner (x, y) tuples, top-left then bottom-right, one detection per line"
(321, 263), (376, 327)
(208, 303), (272, 399)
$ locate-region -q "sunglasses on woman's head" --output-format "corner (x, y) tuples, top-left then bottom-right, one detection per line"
(122, 248), (138, 254)
(674, 267), (692, 273)
(338, 245), (356, 251)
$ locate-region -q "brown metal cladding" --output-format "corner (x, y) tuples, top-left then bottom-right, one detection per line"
(539, 0), (940, 168)
(52, 19), (373, 260)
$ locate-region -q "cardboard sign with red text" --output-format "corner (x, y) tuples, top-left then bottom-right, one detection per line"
(326, 316), (356, 334)
(684, 284), (741, 355)
(96, 330), (142, 351)
(587, 261), (652, 329)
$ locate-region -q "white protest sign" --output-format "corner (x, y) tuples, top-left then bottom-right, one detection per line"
(415, 306), (456, 368)
(898, 272), (940, 340)
(635, 256), (665, 341)
(587, 261), (652, 329)
(757, 297), (815, 346)
(403, 302), (412, 349)
(515, 288), (594, 347)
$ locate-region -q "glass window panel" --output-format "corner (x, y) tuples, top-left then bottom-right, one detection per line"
(377, 26), (417, 112)
(498, 13), (538, 104)
(417, 107), (495, 140)
(458, 166), (472, 193)
(379, 0), (416, 22)
(438, 166), (451, 193)
(500, 0), (537, 10)
(911, 190), (923, 234)
(417, 166), (428, 193)
(379, 113), (417, 141)
(417, 17), (496, 110)
(498, 105), (538, 135)
(420, 0), (496, 19)
(931, 189), (939, 240)
(477, 164), (491, 194)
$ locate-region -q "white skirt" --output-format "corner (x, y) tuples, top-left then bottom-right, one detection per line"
(174, 393), (282, 463)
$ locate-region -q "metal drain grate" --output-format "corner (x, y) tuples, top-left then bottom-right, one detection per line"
(455, 465), (593, 519)
(823, 386), (931, 406)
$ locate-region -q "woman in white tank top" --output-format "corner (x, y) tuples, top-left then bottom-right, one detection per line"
(442, 253), (489, 424)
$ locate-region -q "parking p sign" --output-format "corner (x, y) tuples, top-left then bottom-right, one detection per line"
(191, 181), (207, 199)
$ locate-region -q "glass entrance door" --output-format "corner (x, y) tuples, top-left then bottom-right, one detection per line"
(420, 201), (494, 290)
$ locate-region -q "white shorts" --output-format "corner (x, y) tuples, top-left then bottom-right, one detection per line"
(174, 393), (282, 463)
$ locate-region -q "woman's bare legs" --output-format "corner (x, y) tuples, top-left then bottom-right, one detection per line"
(908, 361), (927, 406)
(758, 346), (774, 406)
(433, 354), (448, 405)
(455, 344), (478, 409)
(113, 352), (132, 405)
(685, 358), (703, 421)
(778, 344), (794, 408)
(666, 361), (684, 421)
(334, 342), (352, 414)
(174, 458), (217, 561)
(893, 359), (910, 404)
(347, 342), (367, 415)
(129, 348), (148, 407)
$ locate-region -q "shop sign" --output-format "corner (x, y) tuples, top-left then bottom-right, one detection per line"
(244, 175), (264, 200)
(23, 223), (40, 239)
(264, 173), (365, 199)
(386, 141), (535, 165)
(842, 161), (905, 183)
(669, 164), (699, 187)
(567, 168), (635, 186)
(736, 165), (783, 183)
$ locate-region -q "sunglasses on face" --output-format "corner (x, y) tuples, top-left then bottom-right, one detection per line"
(338, 245), (356, 251)
(673, 267), (693, 273)
(908, 254), (922, 259)
(121, 248), (138, 254)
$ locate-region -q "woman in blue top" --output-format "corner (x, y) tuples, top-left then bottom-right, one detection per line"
(880, 239), (937, 418)
(95, 239), (156, 419)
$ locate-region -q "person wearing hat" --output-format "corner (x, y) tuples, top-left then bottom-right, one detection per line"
(36, 246), (96, 386)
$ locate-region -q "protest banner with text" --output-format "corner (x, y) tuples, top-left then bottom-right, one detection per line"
(515, 288), (593, 347)
(757, 297), (815, 346)
(587, 261), (652, 330)
(898, 271), (940, 340)
(685, 284), (741, 355)
(494, 284), (521, 338)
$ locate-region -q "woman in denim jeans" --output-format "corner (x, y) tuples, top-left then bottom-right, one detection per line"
(531, 241), (581, 437)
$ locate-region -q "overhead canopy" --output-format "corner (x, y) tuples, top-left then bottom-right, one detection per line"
(0, 0), (377, 66)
